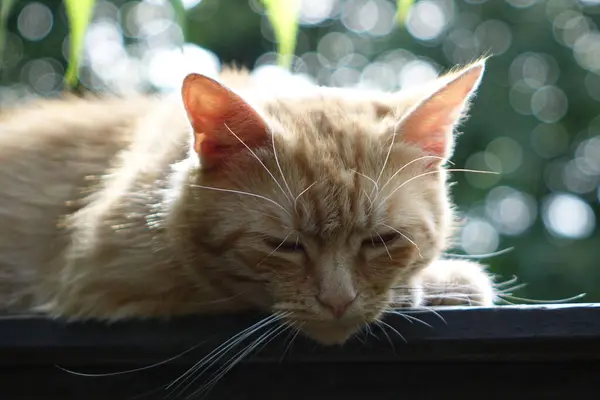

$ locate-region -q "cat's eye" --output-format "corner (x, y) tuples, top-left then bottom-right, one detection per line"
(264, 237), (305, 252)
(362, 232), (401, 248)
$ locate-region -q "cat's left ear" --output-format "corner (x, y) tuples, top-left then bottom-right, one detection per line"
(181, 73), (269, 170)
(398, 60), (486, 166)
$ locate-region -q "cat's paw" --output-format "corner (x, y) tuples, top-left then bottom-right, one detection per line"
(410, 259), (495, 307)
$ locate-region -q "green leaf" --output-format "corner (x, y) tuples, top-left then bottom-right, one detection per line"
(0, 0), (16, 68)
(396, 0), (415, 25)
(262, 0), (300, 69)
(64, 0), (96, 88)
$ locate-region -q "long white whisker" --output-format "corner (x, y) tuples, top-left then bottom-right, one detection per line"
(497, 292), (586, 304)
(190, 184), (291, 217)
(364, 322), (378, 340)
(379, 168), (498, 206)
(390, 307), (448, 325)
(279, 322), (304, 363)
(377, 319), (407, 344)
(494, 275), (520, 288)
(294, 181), (317, 214)
(422, 293), (474, 305)
(173, 315), (287, 399)
(271, 130), (294, 201)
(255, 231), (294, 269)
(189, 323), (289, 399)
(374, 320), (396, 349)
(386, 310), (433, 328)
(377, 155), (447, 200)
(166, 313), (285, 396)
(223, 123), (292, 203)
(374, 230), (392, 260)
(55, 344), (201, 377)
(373, 121), (399, 195)
(443, 247), (514, 260)
(350, 169), (379, 195)
(362, 189), (374, 210)
(380, 223), (422, 258)
(497, 283), (528, 295)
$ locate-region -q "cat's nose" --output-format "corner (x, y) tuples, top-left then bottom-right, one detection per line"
(316, 293), (358, 319)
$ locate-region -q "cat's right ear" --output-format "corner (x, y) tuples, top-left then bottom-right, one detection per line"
(181, 73), (269, 170)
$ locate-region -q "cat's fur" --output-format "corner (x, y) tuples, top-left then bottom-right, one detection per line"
(0, 61), (494, 345)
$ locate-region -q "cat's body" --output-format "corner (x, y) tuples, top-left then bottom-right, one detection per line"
(0, 64), (494, 344)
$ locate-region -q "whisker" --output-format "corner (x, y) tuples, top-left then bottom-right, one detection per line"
(279, 322), (304, 363)
(389, 307), (448, 325)
(294, 181), (317, 214)
(385, 310), (433, 328)
(377, 155), (447, 199)
(255, 231), (294, 268)
(189, 184), (291, 217)
(422, 293), (474, 306)
(363, 322), (378, 341)
(166, 312), (286, 396)
(246, 209), (281, 222)
(188, 323), (289, 399)
(374, 320), (396, 349)
(223, 123), (292, 203)
(377, 319), (407, 344)
(497, 292), (586, 304)
(379, 168), (499, 206)
(497, 283), (528, 295)
(354, 330), (367, 344)
(373, 120), (400, 196)
(271, 128), (294, 201)
(350, 169), (379, 195)
(443, 247), (514, 260)
(362, 189), (374, 210)
(55, 344), (201, 378)
(494, 275), (520, 288)
(392, 284), (483, 291)
(380, 223), (422, 258)
(373, 229), (392, 260)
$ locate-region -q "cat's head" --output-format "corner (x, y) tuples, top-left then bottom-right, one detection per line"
(178, 60), (485, 345)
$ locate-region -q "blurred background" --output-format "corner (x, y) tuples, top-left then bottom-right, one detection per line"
(0, 0), (599, 303)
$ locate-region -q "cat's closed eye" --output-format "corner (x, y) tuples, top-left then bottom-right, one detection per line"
(263, 237), (305, 252)
(361, 232), (401, 248)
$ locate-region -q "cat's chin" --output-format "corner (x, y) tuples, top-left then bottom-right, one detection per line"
(296, 320), (363, 346)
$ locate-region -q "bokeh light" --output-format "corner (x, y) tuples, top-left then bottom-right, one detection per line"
(17, 2), (53, 41)
(542, 193), (596, 239)
(461, 217), (500, 255)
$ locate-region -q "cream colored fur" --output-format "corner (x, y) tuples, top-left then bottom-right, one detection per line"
(0, 63), (495, 345)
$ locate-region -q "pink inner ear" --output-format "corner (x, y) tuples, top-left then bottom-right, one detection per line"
(181, 73), (269, 170)
(400, 63), (484, 163)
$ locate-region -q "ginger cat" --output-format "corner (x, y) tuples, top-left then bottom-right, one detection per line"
(0, 60), (494, 345)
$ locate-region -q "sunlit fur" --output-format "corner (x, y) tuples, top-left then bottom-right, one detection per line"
(0, 62), (494, 345)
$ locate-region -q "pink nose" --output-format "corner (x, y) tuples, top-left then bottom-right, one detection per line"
(316, 294), (357, 319)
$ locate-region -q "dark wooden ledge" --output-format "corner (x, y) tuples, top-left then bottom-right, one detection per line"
(1, 304), (599, 399)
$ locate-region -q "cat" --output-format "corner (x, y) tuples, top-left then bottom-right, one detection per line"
(0, 59), (495, 345)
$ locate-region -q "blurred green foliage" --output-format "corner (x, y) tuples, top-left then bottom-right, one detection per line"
(63, 0), (95, 87)
(0, 0), (599, 304)
(262, 0), (300, 68)
(0, 0), (16, 65)
(396, 0), (414, 25)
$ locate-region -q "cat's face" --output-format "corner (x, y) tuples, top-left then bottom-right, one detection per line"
(179, 61), (485, 345)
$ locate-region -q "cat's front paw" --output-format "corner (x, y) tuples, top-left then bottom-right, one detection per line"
(410, 259), (495, 307)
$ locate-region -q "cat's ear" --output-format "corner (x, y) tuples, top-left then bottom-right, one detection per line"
(181, 73), (269, 170)
(398, 60), (485, 166)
